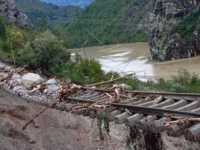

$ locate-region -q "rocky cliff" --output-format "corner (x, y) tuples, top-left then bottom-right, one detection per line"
(149, 0), (200, 61)
(0, 0), (28, 26)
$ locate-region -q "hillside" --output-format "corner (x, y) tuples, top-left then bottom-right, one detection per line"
(41, 0), (94, 7)
(15, 0), (79, 26)
(56, 0), (156, 48)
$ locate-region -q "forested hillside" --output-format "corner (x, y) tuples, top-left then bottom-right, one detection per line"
(57, 0), (156, 48)
(15, 0), (79, 26)
(41, 0), (94, 7)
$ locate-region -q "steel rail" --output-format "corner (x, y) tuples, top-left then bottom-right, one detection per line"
(65, 97), (200, 119)
(86, 88), (200, 100)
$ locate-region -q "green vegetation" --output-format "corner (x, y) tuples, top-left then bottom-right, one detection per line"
(170, 9), (200, 44)
(0, 18), (6, 41)
(15, 0), (79, 27)
(56, 0), (155, 48)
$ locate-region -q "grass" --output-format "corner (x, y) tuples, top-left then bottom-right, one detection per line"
(104, 69), (200, 94)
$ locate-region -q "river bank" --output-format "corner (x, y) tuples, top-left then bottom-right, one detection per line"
(69, 42), (200, 81)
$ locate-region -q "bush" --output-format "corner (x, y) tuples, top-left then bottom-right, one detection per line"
(16, 31), (70, 75)
(0, 18), (6, 41)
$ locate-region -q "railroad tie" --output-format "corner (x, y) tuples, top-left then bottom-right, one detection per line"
(176, 101), (200, 111)
(150, 98), (174, 108)
(108, 110), (122, 122)
(185, 123), (200, 142)
(167, 122), (191, 137)
(149, 117), (171, 133)
(190, 107), (200, 113)
(125, 113), (144, 127)
(162, 99), (187, 109)
(115, 112), (130, 124)
(136, 115), (157, 129)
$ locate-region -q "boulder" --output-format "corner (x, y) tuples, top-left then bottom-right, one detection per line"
(46, 79), (58, 85)
(0, 62), (6, 70)
(21, 73), (44, 89)
(0, 0), (29, 26)
(11, 73), (21, 80)
(9, 79), (21, 86)
(13, 85), (27, 95)
(46, 84), (59, 93)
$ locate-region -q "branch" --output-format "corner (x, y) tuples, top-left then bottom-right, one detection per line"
(86, 73), (135, 87)
(22, 100), (58, 130)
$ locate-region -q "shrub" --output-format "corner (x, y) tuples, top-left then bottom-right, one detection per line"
(16, 31), (70, 75)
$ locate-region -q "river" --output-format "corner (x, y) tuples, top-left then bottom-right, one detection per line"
(69, 42), (200, 81)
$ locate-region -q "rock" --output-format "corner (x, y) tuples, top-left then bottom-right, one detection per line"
(4, 66), (13, 71)
(9, 79), (21, 86)
(46, 84), (59, 93)
(119, 83), (132, 90)
(0, 73), (9, 79)
(46, 79), (58, 85)
(21, 73), (44, 89)
(13, 85), (27, 95)
(149, 0), (200, 61)
(0, 0), (29, 26)
(0, 62), (6, 70)
(11, 73), (21, 80)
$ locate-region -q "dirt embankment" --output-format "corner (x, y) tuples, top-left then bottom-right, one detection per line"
(0, 88), (126, 150)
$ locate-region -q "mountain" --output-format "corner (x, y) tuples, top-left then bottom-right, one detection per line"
(41, 0), (94, 7)
(149, 0), (200, 61)
(0, 0), (28, 26)
(15, 0), (79, 26)
(57, 0), (156, 48)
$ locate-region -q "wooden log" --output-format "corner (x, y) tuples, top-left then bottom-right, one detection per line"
(167, 122), (191, 137)
(150, 117), (171, 133)
(86, 73), (134, 87)
(108, 110), (122, 121)
(150, 98), (174, 108)
(185, 123), (200, 142)
(115, 112), (130, 124)
(162, 99), (187, 109)
(125, 113), (144, 127)
(176, 101), (200, 111)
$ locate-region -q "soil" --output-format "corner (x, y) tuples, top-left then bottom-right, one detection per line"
(1, 87), (199, 150)
(0, 87), (126, 150)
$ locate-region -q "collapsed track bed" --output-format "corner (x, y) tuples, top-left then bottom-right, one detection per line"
(2, 85), (200, 142)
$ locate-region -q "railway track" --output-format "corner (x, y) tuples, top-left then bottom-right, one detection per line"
(65, 88), (200, 142)
(2, 85), (200, 142)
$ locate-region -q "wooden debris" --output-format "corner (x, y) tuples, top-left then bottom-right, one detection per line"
(164, 118), (200, 127)
(86, 73), (135, 87)
(89, 104), (107, 110)
(28, 84), (46, 94)
(22, 100), (59, 130)
(153, 95), (163, 105)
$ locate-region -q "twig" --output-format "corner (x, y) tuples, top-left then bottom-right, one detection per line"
(86, 73), (135, 87)
(153, 95), (163, 105)
(22, 100), (59, 130)
(164, 118), (200, 127)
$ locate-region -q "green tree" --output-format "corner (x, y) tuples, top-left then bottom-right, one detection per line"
(17, 31), (70, 75)
(0, 18), (6, 41)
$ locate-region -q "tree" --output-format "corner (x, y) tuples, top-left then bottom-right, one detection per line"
(17, 31), (70, 75)
(0, 18), (6, 41)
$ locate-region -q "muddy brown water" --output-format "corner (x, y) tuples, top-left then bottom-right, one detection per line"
(69, 42), (200, 81)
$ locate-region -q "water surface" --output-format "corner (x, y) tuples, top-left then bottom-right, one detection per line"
(69, 43), (200, 81)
